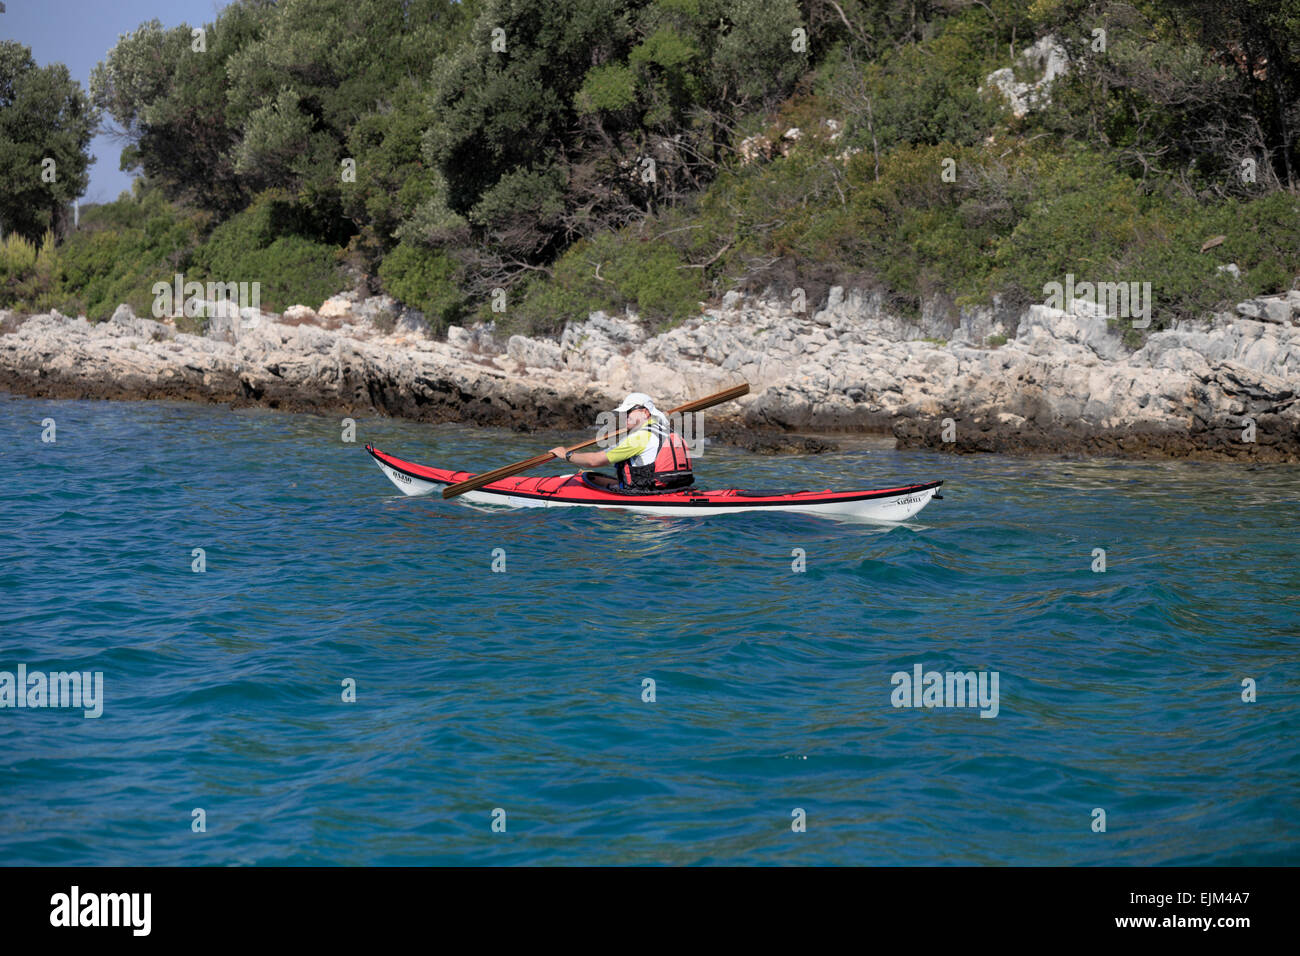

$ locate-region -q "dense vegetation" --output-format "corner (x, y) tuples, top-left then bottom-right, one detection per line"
(2, 0), (1298, 340)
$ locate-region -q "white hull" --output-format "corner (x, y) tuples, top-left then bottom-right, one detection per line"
(373, 457), (940, 522)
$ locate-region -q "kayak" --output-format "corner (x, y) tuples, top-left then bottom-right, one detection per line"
(366, 445), (943, 521)
(367, 445), (943, 520)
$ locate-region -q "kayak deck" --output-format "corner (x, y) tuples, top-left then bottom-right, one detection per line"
(365, 445), (942, 522)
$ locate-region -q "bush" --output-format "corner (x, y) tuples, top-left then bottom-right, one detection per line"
(988, 155), (1300, 327)
(233, 236), (343, 314)
(51, 189), (208, 319)
(0, 233), (39, 277)
(0, 230), (72, 314)
(508, 230), (703, 335)
(602, 235), (703, 325)
(189, 191), (344, 312)
(688, 126), (1300, 333)
(377, 241), (465, 335)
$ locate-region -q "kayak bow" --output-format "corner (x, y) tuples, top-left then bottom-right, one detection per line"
(366, 445), (942, 521)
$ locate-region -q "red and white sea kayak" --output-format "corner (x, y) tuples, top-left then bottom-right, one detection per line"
(366, 445), (942, 521)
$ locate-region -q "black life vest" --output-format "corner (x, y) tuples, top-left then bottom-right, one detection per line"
(614, 422), (694, 490)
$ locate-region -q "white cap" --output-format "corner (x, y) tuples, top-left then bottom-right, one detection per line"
(614, 392), (656, 414)
(613, 391), (670, 429)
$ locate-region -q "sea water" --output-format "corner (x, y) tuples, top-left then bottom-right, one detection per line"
(1, 394), (1297, 865)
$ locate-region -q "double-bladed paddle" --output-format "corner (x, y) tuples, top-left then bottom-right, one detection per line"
(441, 382), (750, 499)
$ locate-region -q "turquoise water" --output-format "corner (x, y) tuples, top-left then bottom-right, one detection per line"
(1, 393), (1297, 865)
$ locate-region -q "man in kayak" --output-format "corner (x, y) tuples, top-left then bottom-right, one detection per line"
(549, 392), (694, 492)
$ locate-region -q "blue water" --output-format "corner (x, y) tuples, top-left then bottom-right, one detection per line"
(1, 393), (1297, 865)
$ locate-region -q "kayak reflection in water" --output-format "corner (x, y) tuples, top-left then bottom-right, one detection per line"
(549, 392), (695, 494)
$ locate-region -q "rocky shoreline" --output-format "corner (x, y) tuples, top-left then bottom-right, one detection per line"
(2, 285), (1297, 461)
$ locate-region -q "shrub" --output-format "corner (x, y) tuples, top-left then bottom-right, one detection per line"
(52, 189), (208, 319)
(0, 230), (68, 314)
(0, 233), (39, 277)
(233, 236), (343, 314)
(189, 191), (344, 312)
(509, 231), (703, 335)
(377, 242), (465, 335)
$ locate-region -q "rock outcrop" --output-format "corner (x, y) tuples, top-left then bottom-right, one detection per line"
(2, 283), (1297, 461)
(0, 304), (612, 433)
(983, 35), (1070, 118)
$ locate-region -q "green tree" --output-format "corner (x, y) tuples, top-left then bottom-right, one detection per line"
(0, 42), (96, 241)
(90, 4), (269, 214)
(1152, 0), (1300, 190)
(425, 0), (808, 293)
(339, 2), (478, 262)
(225, 0), (471, 217)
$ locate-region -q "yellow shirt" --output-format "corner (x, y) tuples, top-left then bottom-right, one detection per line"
(604, 426), (654, 464)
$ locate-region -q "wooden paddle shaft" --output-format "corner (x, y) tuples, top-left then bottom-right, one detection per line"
(442, 382), (750, 499)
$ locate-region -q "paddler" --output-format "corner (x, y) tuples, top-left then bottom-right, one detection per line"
(549, 392), (694, 492)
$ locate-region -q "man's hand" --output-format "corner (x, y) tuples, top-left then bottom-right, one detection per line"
(549, 446), (567, 460)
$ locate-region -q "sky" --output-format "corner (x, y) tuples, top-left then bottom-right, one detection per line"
(2, 0), (232, 204)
